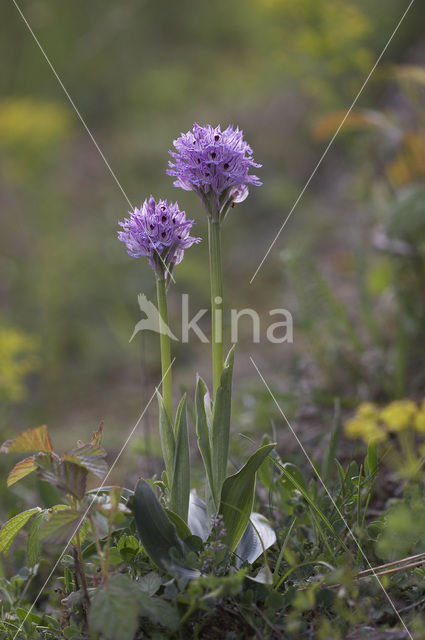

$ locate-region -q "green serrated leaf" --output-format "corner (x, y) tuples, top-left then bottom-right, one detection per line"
(138, 571), (163, 596)
(219, 443), (275, 551)
(0, 508), (41, 555)
(39, 507), (82, 544)
(137, 591), (179, 630)
(170, 396), (190, 522)
(89, 574), (140, 640)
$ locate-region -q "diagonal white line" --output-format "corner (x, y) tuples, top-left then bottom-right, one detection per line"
(249, 0), (415, 284)
(10, 0), (176, 284)
(12, 358), (176, 640)
(250, 357), (414, 640)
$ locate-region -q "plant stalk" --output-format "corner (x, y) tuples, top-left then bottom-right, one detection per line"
(208, 218), (224, 397)
(156, 277), (173, 420)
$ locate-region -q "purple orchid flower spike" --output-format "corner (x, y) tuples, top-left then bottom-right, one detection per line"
(167, 123), (262, 220)
(118, 196), (200, 281)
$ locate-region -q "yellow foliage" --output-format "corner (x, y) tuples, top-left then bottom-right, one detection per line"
(0, 98), (71, 149)
(0, 328), (40, 402)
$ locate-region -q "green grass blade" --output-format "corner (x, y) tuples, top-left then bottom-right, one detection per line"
(273, 458), (349, 553)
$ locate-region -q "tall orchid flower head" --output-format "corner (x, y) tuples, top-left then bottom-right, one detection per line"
(167, 123), (261, 220)
(118, 196), (200, 279)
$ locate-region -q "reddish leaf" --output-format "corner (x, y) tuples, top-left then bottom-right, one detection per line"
(91, 422), (104, 446)
(7, 456), (37, 487)
(36, 453), (88, 500)
(1, 425), (53, 455)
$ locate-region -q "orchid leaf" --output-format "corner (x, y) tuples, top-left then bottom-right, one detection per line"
(219, 443), (275, 551)
(188, 490), (210, 542)
(211, 347), (235, 508)
(195, 376), (215, 506)
(235, 512), (276, 566)
(170, 395), (190, 522)
(133, 479), (185, 571)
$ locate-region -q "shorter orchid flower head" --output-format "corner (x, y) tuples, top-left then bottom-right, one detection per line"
(118, 196), (200, 280)
(167, 123), (261, 220)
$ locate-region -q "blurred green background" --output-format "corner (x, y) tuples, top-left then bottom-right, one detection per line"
(1, 0), (425, 483)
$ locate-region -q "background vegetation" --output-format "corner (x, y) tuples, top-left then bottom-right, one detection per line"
(1, 2), (425, 637)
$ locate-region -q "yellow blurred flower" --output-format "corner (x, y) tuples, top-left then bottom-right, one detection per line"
(380, 400), (417, 432)
(414, 401), (425, 434)
(344, 417), (386, 444)
(0, 327), (40, 402)
(356, 402), (379, 420)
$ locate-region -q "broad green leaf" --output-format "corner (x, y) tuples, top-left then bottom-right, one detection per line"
(7, 456), (37, 487)
(211, 347), (235, 507)
(187, 490), (209, 541)
(39, 507), (82, 544)
(164, 508), (192, 540)
(170, 396), (190, 522)
(219, 443), (275, 551)
(0, 508), (41, 554)
(158, 393), (175, 487)
(36, 452), (88, 499)
(235, 512), (276, 566)
(133, 479), (185, 571)
(1, 425), (53, 454)
(89, 574), (140, 640)
(195, 376), (214, 504)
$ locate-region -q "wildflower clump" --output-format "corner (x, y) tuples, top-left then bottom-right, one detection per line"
(345, 398), (425, 444)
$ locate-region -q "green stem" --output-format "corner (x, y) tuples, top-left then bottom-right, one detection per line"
(208, 218), (224, 397)
(156, 277), (173, 420)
